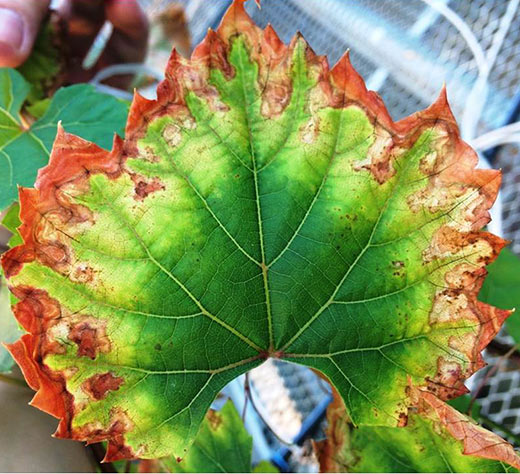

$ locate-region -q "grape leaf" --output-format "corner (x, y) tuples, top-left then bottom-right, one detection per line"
(0, 274), (22, 372)
(0, 69), (129, 210)
(16, 16), (63, 104)
(315, 389), (520, 472)
(2, 202), (22, 248)
(479, 248), (520, 344)
(0, 0), (511, 462)
(131, 401), (278, 473)
(163, 400), (275, 473)
(0, 203), (23, 372)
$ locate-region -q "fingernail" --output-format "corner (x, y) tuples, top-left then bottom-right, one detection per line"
(0, 8), (24, 51)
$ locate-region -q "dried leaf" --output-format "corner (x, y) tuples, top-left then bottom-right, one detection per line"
(1, 0), (510, 461)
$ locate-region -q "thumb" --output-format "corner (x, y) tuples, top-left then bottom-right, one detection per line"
(0, 0), (50, 67)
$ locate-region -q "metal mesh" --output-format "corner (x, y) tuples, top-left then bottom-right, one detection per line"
(138, 0), (520, 466)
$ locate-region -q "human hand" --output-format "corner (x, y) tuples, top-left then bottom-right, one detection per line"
(0, 0), (148, 85)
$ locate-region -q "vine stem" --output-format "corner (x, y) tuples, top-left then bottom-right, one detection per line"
(242, 372), (250, 421)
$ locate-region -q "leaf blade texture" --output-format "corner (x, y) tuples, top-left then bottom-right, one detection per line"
(0, 0), (513, 462)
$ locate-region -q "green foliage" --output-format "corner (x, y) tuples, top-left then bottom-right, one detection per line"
(163, 401), (277, 473)
(0, 275), (21, 372)
(26, 98), (51, 119)
(0, 69), (129, 210)
(16, 20), (61, 104)
(2, 202), (22, 247)
(480, 248), (520, 344)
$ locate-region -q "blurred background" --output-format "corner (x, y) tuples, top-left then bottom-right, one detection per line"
(2, 0), (520, 471)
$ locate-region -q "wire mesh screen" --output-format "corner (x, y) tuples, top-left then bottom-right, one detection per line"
(139, 0), (520, 468)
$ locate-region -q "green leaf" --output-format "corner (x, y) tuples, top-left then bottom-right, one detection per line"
(16, 19), (61, 104)
(0, 70), (129, 210)
(253, 460), (279, 473)
(26, 98), (52, 120)
(0, 275), (22, 372)
(1, 0), (512, 462)
(2, 202), (22, 247)
(164, 400), (254, 473)
(133, 401), (278, 473)
(315, 390), (520, 472)
(479, 247), (520, 344)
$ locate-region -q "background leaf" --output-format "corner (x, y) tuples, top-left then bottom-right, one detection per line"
(163, 400), (269, 473)
(0, 70), (129, 210)
(0, 275), (21, 372)
(479, 247), (520, 344)
(2, 202), (22, 248)
(16, 19), (61, 104)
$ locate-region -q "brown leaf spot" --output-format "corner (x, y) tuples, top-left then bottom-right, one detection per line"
(162, 123), (182, 147)
(132, 175), (165, 201)
(261, 82), (292, 118)
(140, 145), (160, 163)
(206, 410), (222, 431)
(82, 372), (124, 400)
(422, 227), (493, 264)
(75, 407), (136, 461)
(69, 320), (110, 360)
(299, 117), (319, 144)
(70, 263), (95, 284)
(353, 126), (395, 184)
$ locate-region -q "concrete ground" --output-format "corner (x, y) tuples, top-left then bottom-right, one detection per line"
(0, 368), (95, 473)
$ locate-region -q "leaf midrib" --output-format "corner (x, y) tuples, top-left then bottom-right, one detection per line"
(234, 37), (275, 351)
